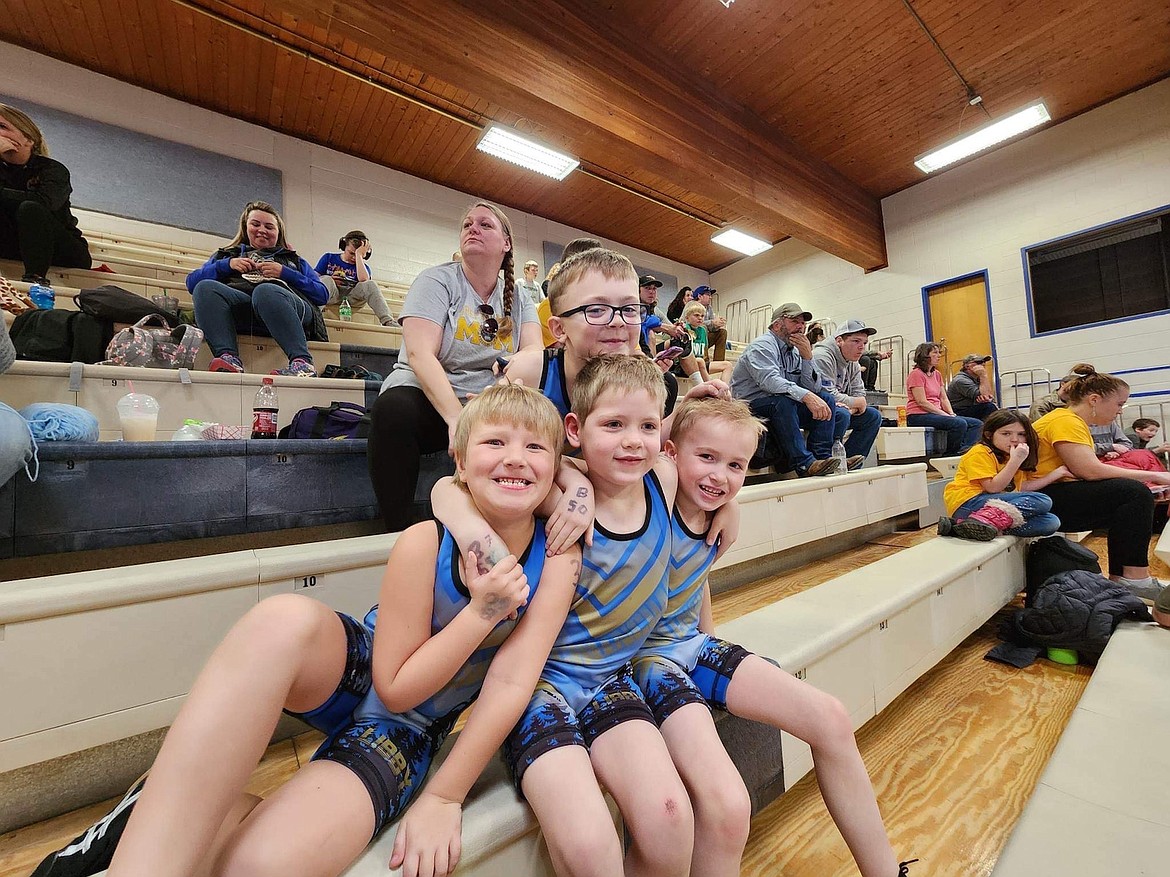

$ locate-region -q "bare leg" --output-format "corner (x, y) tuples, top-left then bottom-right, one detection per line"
(213, 761), (375, 877)
(589, 721), (694, 877)
(658, 704), (751, 877)
(521, 746), (625, 877)
(725, 655), (898, 877)
(109, 594), (351, 877)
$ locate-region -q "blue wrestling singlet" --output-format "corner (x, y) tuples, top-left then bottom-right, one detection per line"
(539, 349), (571, 418)
(290, 521), (547, 834)
(539, 469), (671, 711)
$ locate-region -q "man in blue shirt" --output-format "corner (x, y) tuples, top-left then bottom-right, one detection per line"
(729, 302), (840, 477)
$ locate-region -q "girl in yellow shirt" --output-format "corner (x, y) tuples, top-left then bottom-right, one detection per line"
(939, 410), (1068, 541)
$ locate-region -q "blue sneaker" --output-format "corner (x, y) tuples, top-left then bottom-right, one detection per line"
(271, 357), (317, 377)
(208, 352), (244, 373)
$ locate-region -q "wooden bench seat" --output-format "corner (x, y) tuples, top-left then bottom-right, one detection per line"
(992, 622), (1170, 875)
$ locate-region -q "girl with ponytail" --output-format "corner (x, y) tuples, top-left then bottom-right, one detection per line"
(367, 202), (541, 531)
(1032, 363), (1170, 601)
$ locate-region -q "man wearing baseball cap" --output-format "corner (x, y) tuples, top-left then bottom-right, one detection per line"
(946, 354), (997, 421)
(811, 319), (883, 467)
(729, 302), (841, 476)
(693, 285), (727, 362)
(518, 258), (543, 305)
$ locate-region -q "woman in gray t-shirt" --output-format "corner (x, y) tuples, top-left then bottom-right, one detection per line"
(367, 202), (541, 530)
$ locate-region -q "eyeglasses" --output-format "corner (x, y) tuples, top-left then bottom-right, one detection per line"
(477, 304), (499, 343)
(558, 303), (644, 325)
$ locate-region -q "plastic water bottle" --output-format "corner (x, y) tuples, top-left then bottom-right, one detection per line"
(28, 281), (55, 310)
(251, 378), (279, 439)
(339, 297), (353, 322)
(831, 439), (848, 474)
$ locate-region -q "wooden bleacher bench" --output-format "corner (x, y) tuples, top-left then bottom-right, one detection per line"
(992, 621), (1170, 875)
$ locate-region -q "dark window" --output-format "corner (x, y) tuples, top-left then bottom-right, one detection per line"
(1027, 209), (1170, 334)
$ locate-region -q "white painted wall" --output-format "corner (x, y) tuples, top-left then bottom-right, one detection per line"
(714, 78), (1170, 407)
(0, 42), (710, 292)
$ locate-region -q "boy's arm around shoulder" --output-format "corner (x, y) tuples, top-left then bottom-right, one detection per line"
(389, 545), (582, 873)
(708, 497), (741, 559)
(652, 452), (679, 509)
(371, 521), (524, 713)
(432, 476), (510, 571)
(502, 349), (544, 389)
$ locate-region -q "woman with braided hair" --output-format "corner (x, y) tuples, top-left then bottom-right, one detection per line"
(367, 202), (541, 531)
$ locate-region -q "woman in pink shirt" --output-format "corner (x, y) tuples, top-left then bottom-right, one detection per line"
(905, 342), (982, 455)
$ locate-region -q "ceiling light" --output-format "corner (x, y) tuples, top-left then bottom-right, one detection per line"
(712, 228), (773, 256)
(915, 101), (1051, 173)
(477, 124), (579, 180)
(718, 0), (735, 7)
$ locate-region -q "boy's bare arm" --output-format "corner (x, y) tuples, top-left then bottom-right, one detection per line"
(699, 582), (716, 636)
(708, 498), (741, 559)
(431, 476), (509, 573)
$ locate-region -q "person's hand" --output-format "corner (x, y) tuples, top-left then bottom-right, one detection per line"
(1049, 465), (1071, 481)
(1112, 443), (1129, 455)
(1103, 451), (1120, 461)
(229, 257), (256, 273)
(446, 415), (460, 457)
(849, 396), (867, 415)
(682, 379), (731, 403)
(256, 261), (284, 279)
(975, 393), (993, 403)
(790, 333), (812, 360)
(1009, 443), (1030, 464)
(466, 552), (529, 623)
(546, 484), (594, 554)
(668, 323), (686, 339)
(653, 356), (674, 373)
(803, 392), (831, 421)
(713, 316), (726, 329)
(389, 791), (463, 877)
(357, 240), (371, 260)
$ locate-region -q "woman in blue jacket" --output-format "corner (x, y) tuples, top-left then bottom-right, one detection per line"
(186, 201), (328, 376)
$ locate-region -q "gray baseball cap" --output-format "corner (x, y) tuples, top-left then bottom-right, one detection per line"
(836, 319), (877, 337)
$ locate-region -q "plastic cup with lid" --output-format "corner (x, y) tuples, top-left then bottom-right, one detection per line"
(117, 392), (160, 441)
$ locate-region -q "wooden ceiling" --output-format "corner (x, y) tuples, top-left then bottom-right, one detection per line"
(3, 0), (1167, 271)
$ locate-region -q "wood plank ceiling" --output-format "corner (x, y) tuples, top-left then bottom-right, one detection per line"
(2, 0), (1167, 271)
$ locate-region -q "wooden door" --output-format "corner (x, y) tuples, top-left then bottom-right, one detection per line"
(924, 273), (995, 389)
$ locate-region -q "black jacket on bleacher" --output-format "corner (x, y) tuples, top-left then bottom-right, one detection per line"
(0, 154), (87, 240)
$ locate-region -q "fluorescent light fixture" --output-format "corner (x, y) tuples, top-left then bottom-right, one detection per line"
(915, 100), (1050, 173)
(477, 124), (579, 180)
(718, 0), (735, 7)
(712, 228), (773, 256)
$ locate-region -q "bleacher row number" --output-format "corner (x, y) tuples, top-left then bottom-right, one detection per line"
(275, 454), (291, 464)
(295, 574), (324, 590)
(878, 619), (889, 631)
(794, 668), (807, 680)
(110, 379), (119, 386)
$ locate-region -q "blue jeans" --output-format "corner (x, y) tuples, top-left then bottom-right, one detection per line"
(832, 405), (883, 459)
(748, 391), (836, 472)
(953, 401), (998, 421)
(906, 412), (982, 455)
(955, 491), (1061, 537)
(192, 279), (314, 362)
(0, 402), (36, 486)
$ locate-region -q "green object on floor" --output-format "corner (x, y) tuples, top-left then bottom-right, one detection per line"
(1046, 647), (1078, 665)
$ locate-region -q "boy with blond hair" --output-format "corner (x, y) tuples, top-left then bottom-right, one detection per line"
(632, 395), (914, 877)
(435, 354), (695, 877)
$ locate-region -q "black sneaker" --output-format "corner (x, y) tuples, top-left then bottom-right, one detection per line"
(952, 518), (998, 542)
(31, 775), (146, 877)
(937, 516), (955, 536)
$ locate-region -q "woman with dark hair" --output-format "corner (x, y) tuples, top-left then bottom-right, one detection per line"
(0, 103), (91, 283)
(186, 201), (328, 376)
(367, 202), (541, 531)
(904, 342), (981, 455)
(806, 322), (826, 346)
(665, 286), (692, 323)
(939, 409), (1065, 540)
(1032, 363), (1170, 600)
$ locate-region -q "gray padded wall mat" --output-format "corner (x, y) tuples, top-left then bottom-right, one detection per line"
(1, 95), (283, 237)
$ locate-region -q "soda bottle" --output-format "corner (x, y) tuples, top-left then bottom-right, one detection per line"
(29, 281), (55, 310)
(339, 297), (352, 321)
(251, 377), (279, 439)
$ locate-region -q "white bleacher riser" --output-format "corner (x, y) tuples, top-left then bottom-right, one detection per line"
(875, 426), (928, 460)
(4, 362), (367, 440)
(718, 537), (1025, 790)
(0, 534), (396, 773)
(714, 464), (928, 570)
(1154, 525), (1170, 568)
(993, 623), (1170, 876)
(322, 319), (403, 349)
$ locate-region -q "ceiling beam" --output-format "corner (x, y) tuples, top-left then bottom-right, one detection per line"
(276, 0), (888, 269)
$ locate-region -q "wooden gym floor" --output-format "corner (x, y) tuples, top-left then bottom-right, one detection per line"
(1, 530), (1163, 877)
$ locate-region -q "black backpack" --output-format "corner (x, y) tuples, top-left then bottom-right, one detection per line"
(1025, 535), (1101, 606)
(9, 309), (113, 363)
(75, 285), (178, 327)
